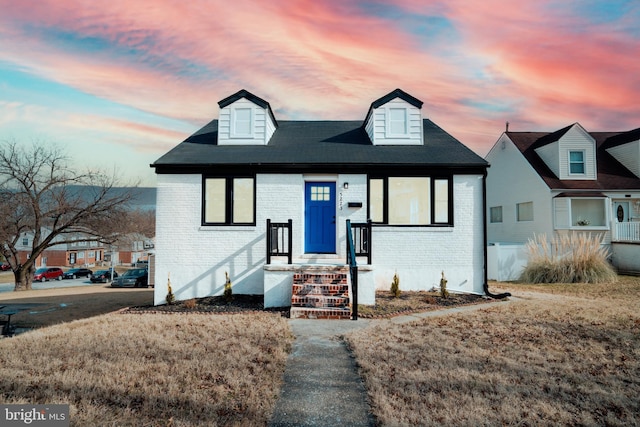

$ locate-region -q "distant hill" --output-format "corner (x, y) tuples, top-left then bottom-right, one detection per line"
(127, 187), (156, 211)
(64, 186), (156, 211)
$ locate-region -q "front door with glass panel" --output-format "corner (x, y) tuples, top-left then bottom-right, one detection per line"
(614, 201), (630, 222)
(304, 182), (336, 253)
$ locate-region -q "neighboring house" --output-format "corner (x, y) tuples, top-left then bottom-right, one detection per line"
(151, 89), (493, 315)
(114, 233), (154, 266)
(486, 123), (640, 280)
(16, 230), (105, 268)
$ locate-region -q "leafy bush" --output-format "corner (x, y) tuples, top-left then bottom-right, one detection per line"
(520, 233), (617, 284)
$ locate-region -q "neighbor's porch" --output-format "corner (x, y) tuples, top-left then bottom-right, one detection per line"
(612, 220), (640, 243)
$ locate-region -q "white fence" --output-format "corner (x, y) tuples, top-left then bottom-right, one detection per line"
(487, 243), (528, 282)
(613, 221), (640, 242)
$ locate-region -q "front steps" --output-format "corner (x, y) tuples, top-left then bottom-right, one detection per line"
(290, 267), (352, 319)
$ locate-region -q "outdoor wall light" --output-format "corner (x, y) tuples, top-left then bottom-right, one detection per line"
(343, 182), (349, 189)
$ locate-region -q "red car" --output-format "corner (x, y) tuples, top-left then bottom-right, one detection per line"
(0, 263), (11, 271)
(33, 267), (64, 282)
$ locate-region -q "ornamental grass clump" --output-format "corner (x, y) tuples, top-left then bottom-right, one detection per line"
(520, 232), (617, 284)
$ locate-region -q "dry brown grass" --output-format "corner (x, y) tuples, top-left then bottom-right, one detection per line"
(346, 276), (640, 426)
(0, 312), (293, 426)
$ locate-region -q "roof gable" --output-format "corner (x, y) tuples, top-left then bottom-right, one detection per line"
(364, 89), (424, 146)
(505, 126), (640, 190)
(533, 123), (596, 180)
(216, 89), (278, 146)
(604, 128), (640, 178)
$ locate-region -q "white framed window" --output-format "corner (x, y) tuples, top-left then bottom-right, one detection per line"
(386, 108), (408, 137)
(22, 237), (28, 246)
(516, 202), (533, 222)
(569, 150), (585, 175)
(570, 198), (606, 227)
(231, 108), (253, 137)
(490, 206), (503, 223)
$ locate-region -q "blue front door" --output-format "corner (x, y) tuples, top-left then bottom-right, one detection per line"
(305, 182), (336, 253)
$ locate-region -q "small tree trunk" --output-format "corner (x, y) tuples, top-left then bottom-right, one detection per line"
(13, 266), (34, 291)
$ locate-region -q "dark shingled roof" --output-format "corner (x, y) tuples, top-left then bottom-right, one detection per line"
(507, 129), (640, 191)
(152, 118), (487, 174)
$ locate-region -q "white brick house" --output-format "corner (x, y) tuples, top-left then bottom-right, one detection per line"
(151, 89), (495, 311)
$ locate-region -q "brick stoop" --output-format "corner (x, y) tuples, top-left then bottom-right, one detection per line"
(290, 269), (351, 319)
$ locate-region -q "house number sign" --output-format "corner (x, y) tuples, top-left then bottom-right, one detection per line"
(339, 192), (343, 210)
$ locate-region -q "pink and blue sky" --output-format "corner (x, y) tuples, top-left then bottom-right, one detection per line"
(1, 0), (638, 186)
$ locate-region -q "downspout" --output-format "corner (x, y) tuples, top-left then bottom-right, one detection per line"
(483, 170), (511, 299)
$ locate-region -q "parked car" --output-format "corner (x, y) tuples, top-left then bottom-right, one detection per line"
(33, 267), (63, 282)
(90, 269), (118, 283)
(0, 263), (11, 271)
(62, 268), (93, 279)
(111, 268), (148, 288)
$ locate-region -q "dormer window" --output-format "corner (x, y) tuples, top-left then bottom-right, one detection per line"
(231, 108), (253, 138)
(569, 150), (585, 175)
(387, 108), (408, 137)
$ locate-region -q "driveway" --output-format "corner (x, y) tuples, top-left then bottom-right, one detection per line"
(0, 284), (153, 330)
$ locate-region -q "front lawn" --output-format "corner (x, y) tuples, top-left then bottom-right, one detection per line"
(0, 312), (292, 426)
(346, 276), (640, 426)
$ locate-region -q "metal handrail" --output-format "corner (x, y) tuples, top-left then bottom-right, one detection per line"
(349, 220), (372, 265)
(266, 219), (292, 264)
(346, 219), (359, 320)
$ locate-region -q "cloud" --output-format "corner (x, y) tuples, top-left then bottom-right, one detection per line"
(0, 0), (638, 161)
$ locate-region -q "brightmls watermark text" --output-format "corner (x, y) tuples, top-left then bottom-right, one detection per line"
(1, 405), (69, 426)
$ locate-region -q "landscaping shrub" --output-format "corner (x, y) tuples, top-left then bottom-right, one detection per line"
(520, 232), (617, 284)
(390, 272), (401, 297)
(224, 271), (233, 302)
(440, 271), (449, 299)
(166, 273), (175, 305)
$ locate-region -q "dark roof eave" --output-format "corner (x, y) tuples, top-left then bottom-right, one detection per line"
(153, 162), (488, 175)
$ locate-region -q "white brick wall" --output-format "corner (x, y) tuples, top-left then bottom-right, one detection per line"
(370, 175), (485, 294)
(155, 173), (486, 304)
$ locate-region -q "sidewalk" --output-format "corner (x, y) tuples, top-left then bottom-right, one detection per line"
(269, 300), (511, 426)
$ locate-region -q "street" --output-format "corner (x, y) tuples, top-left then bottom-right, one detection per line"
(0, 276), (106, 293)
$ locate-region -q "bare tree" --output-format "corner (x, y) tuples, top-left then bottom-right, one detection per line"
(0, 140), (136, 291)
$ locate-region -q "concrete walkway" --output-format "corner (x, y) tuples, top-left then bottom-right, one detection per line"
(269, 300), (512, 426)
(268, 318), (376, 427)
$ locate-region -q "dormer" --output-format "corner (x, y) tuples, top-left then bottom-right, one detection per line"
(604, 128), (640, 178)
(217, 90), (278, 145)
(534, 123), (597, 180)
(363, 89), (424, 145)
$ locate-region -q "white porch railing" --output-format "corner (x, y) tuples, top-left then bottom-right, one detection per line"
(612, 221), (640, 242)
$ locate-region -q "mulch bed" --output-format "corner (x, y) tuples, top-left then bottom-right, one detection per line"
(356, 291), (491, 318)
(125, 291), (491, 319)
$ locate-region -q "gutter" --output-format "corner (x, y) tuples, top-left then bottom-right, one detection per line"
(482, 170), (511, 299)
